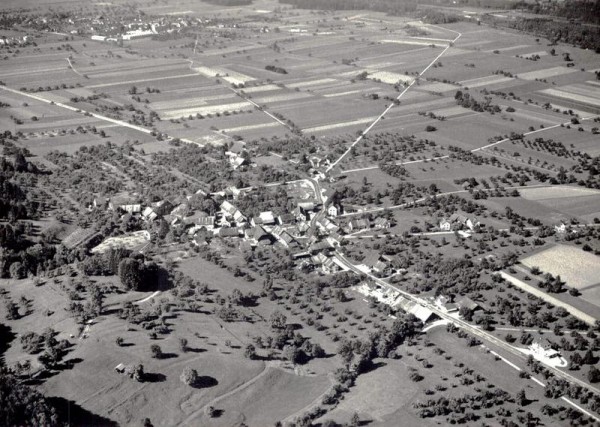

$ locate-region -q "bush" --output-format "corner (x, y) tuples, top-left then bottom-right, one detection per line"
(425, 125), (437, 132)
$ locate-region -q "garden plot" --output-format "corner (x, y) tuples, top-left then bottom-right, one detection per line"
(521, 245), (600, 290)
(517, 66), (578, 81)
(518, 186), (600, 201)
(160, 101), (254, 120)
(193, 66), (255, 85)
(152, 94), (237, 111)
(539, 88), (600, 109)
(459, 75), (515, 89)
(365, 70), (414, 85)
(417, 81), (460, 93)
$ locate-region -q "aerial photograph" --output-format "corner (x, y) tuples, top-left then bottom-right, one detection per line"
(0, 0), (599, 426)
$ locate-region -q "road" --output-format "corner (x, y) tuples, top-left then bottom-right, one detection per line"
(332, 251), (600, 408)
(326, 25), (462, 173)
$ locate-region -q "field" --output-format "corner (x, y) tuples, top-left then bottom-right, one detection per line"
(521, 244), (600, 290)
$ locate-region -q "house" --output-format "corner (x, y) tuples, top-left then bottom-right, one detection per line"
(153, 200), (174, 216)
(278, 213), (296, 225)
(316, 217), (340, 234)
(373, 217), (391, 229)
(554, 222), (567, 234)
(435, 295), (458, 313)
(394, 297), (437, 323)
(322, 257), (341, 274)
(348, 218), (369, 231)
(218, 227), (241, 238)
(93, 196), (108, 209)
(170, 203), (189, 219)
(372, 260), (392, 277)
(449, 213), (480, 231)
(244, 226), (275, 246)
(308, 239), (334, 254)
(223, 186), (242, 200)
(229, 155), (248, 170)
(142, 206), (158, 222)
(109, 194), (141, 213)
(327, 204), (339, 217)
(456, 296), (481, 312)
(277, 231), (298, 249)
(221, 201), (247, 226)
(251, 211), (276, 227)
(439, 218), (452, 231)
(221, 201), (238, 218)
(114, 363), (127, 373)
(197, 215), (216, 230)
(270, 225), (285, 238)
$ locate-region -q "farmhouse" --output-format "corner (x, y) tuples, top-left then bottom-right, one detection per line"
(373, 217), (391, 229)
(449, 213), (480, 231)
(435, 295), (458, 313)
(109, 194), (141, 213)
(348, 218), (369, 232)
(456, 296), (481, 312)
(439, 218), (452, 231)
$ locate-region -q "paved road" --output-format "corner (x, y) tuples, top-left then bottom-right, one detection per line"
(333, 251), (600, 405)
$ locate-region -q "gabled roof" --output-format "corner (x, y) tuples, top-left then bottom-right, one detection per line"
(219, 227), (240, 237)
(221, 201), (238, 216)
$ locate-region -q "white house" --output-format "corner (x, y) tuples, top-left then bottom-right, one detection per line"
(327, 205), (339, 217)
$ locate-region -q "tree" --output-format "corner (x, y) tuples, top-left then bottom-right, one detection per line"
(205, 406), (217, 418)
(142, 418), (154, 427)
(516, 389), (527, 406)
(132, 364), (144, 382)
(350, 412), (360, 427)
(150, 344), (162, 359)
(118, 258), (144, 291)
(115, 337), (124, 346)
(180, 367), (198, 386)
(244, 343), (257, 360)
(179, 338), (188, 353)
(269, 310), (287, 330)
(588, 366), (600, 383)
(9, 262), (25, 279)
